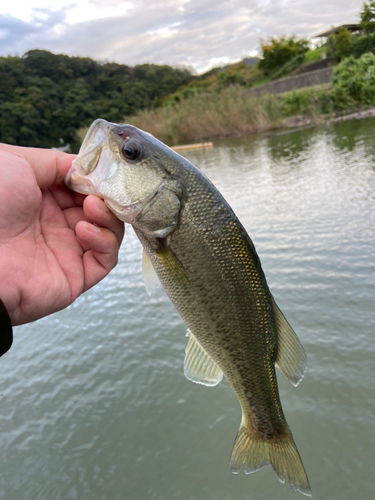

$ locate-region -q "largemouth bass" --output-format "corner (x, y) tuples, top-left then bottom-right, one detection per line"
(65, 119), (311, 496)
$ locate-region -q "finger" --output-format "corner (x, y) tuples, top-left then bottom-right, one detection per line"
(63, 206), (87, 233)
(48, 185), (87, 209)
(0, 144), (76, 188)
(75, 221), (120, 291)
(83, 195), (125, 248)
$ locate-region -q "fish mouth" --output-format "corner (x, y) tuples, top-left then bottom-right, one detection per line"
(64, 119), (113, 196)
(64, 118), (164, 223)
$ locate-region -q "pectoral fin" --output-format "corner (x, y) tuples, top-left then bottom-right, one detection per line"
(142, 250), (160, 296)
(184, 329), (223, 386)
(272, 298), (307, 387)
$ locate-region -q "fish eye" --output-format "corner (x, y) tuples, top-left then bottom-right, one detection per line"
(122, 141), (141, 161)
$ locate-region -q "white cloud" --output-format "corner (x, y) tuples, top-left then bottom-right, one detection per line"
(0, 0), (365, 72)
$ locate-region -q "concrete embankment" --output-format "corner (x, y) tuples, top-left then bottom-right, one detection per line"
(253, 67), (333, 96)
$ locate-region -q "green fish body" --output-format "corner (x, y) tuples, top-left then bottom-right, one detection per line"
(65, 119), (311, 496)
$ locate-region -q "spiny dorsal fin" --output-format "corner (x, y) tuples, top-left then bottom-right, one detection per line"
(142, 249), (160, 296)
(272, 298), (307, 387)
(184, 329), (223, 386)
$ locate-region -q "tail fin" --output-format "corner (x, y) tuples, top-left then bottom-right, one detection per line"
(230, 417), (311, 496)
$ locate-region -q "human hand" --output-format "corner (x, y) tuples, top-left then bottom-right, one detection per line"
(0, 144), (124, 326)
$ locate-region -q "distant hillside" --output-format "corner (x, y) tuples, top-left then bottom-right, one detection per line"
(0, 49), (193, 148)
(221, 57), (259, 71)
(199, 57), (259, 78)
(153, 57), (264, 108)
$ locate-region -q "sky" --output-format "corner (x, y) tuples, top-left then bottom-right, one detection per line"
(0, 0), (365, 73)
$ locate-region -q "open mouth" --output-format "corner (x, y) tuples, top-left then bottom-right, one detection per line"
(64, 120), (112, 195)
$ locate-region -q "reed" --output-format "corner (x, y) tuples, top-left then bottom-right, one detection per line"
(76, 84), (343, 147)
(125, 86), (285, 146)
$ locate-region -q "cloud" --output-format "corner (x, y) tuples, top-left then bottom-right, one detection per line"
(0, 8), (68, 55)
(0, 0), (364, 72)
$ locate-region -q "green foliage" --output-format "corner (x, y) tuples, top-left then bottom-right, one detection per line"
(158, 63), (264, 107)
(325, 28), (375, 62)
(351, 33), (375, 57)
(258, 36), (310, 75)
(215, 63), (263, 88)
(327, 28), (354, 62)
(304, 47), (326, 63)
(279, 86), (333, 117)
(0, 50), (193, 148)
(281, 89), (314, 116)
(270, 53), (306, 80)
(330, 52), (375, 107)
(360, 1), (375, 34)
(123, 52), (375, 147)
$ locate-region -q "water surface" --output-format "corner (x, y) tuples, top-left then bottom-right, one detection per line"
(1, 118), (375, 499)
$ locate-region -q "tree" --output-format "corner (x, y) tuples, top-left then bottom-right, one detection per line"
(0, 51), (194, 149)
(327, 28), (354, 61)
(360, 1), (375, 34)
(258, 35), (309, 75)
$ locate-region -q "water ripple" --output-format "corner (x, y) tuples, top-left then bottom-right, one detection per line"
(2, 118), (375, 500)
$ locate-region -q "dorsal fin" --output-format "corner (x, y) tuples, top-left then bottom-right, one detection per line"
(142, 249), (160, 296)
(184, 329), (223, 386)
(272, 298), (307, 387)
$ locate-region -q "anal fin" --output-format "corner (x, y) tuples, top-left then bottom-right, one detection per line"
(184, 329), (223, 387)
(272, 298), (307, 387)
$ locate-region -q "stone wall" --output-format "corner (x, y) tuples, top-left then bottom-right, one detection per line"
(252, 67), (333, 96)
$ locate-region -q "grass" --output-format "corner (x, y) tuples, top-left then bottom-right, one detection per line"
(76, 52), (375, 147)
(304, 46), (327, 63)
(124, 86), (285, 146)
(251, 76), (273, 86)
(119, 84), (342, 146)
(76, 83), (345, 147)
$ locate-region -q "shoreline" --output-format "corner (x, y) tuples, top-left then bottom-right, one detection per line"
(80, 100), (375, 151)
(281, 107), (375, 130)
(202, 106), (375, 145)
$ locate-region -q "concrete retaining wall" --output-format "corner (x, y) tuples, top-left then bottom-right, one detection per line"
(252, 67), (333, 96)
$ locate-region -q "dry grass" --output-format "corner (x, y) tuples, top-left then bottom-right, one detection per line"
(125, 86), (285, 146)
(76, 84), (335, 147)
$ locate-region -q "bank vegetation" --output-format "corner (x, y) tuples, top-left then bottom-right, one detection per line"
(117, 1), (375, 145)
(3, 1), (375, 149)
(121, 52), (375, 146)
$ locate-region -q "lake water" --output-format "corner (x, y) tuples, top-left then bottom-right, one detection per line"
(1, 117), (375, 500)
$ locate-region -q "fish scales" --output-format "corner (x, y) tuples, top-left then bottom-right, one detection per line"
(65, 119), (311, 496)
(137, 164), (284, 430)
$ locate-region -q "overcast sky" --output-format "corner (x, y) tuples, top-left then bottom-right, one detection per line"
(0, 0), (365, 73)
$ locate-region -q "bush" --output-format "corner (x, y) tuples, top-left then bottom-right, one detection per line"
(281, 89), (314, 116)
(216, 63), (263, 89)
(327, 28), (353, 62)
(352, 33), (375, 57)
(330, 53), (375, 107)
(258, 35), (309, 75)
(270, 53), (306, 80)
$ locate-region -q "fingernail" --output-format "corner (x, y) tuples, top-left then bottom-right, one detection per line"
(86, 222), (101, 233)
(96, 197), (111, 212)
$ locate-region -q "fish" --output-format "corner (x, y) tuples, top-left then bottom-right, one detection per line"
(65, 119), (311, 496)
